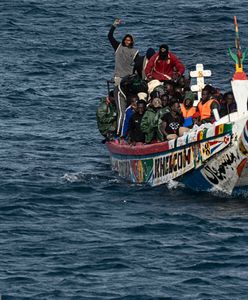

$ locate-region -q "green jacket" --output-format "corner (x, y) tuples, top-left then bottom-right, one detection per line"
(96, 98), (117, 137)
(140, 106), (163, 143)
(155, 107), (170, 141)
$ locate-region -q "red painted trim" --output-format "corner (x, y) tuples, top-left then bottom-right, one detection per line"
(233, 71), (247, 80)
(106, 140), (170, 156)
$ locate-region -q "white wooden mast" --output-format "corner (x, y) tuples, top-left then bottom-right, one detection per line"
(190, 64), (211, 102)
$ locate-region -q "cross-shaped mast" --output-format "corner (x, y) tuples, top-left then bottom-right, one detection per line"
(190, 64), (211, 101)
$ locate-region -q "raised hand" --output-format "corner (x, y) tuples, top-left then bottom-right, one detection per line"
(113, 18), (122, 27)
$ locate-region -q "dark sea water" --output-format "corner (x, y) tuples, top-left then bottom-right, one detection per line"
(1, 0), (248, 299)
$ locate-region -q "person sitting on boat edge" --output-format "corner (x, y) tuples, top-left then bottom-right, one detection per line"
(140, 98), (164, 144)
(219, 91), (237, 118)
(197, 85), (220, 124)
(108, 18), (139, 86)
(145, 44), (185, 82)
(159, 98), (189, 140)
(181, 91), (196, 128)
(128, 100), (146, 145)
(96, 91), (117, 140)
(121, 95), (138, 139)
(133, 47), (156, 80)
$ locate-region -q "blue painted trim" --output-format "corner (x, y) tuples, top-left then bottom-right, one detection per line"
(179, 167), (213, 191)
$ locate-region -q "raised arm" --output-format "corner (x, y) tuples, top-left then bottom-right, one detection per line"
(107, 19), (121, 51)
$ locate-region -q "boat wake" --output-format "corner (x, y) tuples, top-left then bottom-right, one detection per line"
(61, 172), (121, 185)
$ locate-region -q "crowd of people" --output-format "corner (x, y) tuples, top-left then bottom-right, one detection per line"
(96, 19), (237, 145)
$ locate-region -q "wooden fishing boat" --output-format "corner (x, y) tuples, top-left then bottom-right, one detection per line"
(105, 16), (248, 195)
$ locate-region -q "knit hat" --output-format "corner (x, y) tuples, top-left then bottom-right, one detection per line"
(184, 91), (195, 103)
(148, 79), (162, 94)
(152, 97), (162, 108)
(159, 44), (169, 60)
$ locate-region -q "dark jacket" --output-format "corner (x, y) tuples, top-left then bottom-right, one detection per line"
(128, 113), (145, 142)
(161, 112), (184, 135)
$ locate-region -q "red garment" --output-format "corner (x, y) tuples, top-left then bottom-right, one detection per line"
(145, 52), (185, 81)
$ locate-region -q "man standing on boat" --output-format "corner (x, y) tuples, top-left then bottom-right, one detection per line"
(108, 18), (139, 86)
(145, 44), (185, 82)
(108, 18), (139, 136)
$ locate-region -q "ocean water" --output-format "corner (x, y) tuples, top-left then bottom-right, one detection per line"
(1, 0), (248, 299)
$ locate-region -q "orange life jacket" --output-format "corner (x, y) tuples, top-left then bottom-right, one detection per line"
(198, 99), (217, 121)
(181, 104), (196, 119)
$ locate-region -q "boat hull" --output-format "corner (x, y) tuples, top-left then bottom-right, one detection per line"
(106, 121), (248, 195)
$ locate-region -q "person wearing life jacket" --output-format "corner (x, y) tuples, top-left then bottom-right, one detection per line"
(197, 85), (220, 124)
(181, 91), (196, 128)
(108, 18), (139, 86)
(145, 44), (185, 82)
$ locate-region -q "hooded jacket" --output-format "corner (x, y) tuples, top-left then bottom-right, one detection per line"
(145, 52), (185, 81)
(140, 106), (163, 143)
(108, 25), (139, 78)
(96, 98), (117, 137)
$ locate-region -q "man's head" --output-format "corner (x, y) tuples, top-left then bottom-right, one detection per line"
(146, 47), (155, 60)
(122, 34), (134, 47)
(184, 91), (195, 108)
(164, 80), (175, 96)
(201, 86), (211, 102)
(170, 98), (181, 113)
(108, 90), (115, 103)
(202, 84), (216, 103)
(159, 44), (169, 60)
(137, 100), (146, 115)
(129, 95), (138, 108)
(223, 92), (235, 105)
(161, 93), (169, 107)
(151, 97), (162, 110)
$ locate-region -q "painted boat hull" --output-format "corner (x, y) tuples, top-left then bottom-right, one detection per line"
(106, 119), (248, 195)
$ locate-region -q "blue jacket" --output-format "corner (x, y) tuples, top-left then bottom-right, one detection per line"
(121, 105), (135, 137)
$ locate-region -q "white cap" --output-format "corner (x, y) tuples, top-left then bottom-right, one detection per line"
(148, 79), (162, 94)
(137, 92), (148, 101)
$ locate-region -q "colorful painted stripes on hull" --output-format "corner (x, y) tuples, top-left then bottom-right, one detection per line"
(107, 123), (233, 157)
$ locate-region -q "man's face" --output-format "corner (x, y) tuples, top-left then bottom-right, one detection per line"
(226, 94), (234, 105)
(137, 103), (145, 115)
(161, 95), (169, 107)
(131, 100), (137, 109)
(172, 102), (180, 113)
(159, 47), (168, 60)
(185, 99), (192, 108)
(165, 84), (173, 94)
(202, 90), (209, 102)
(124, 37), (132, 47)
